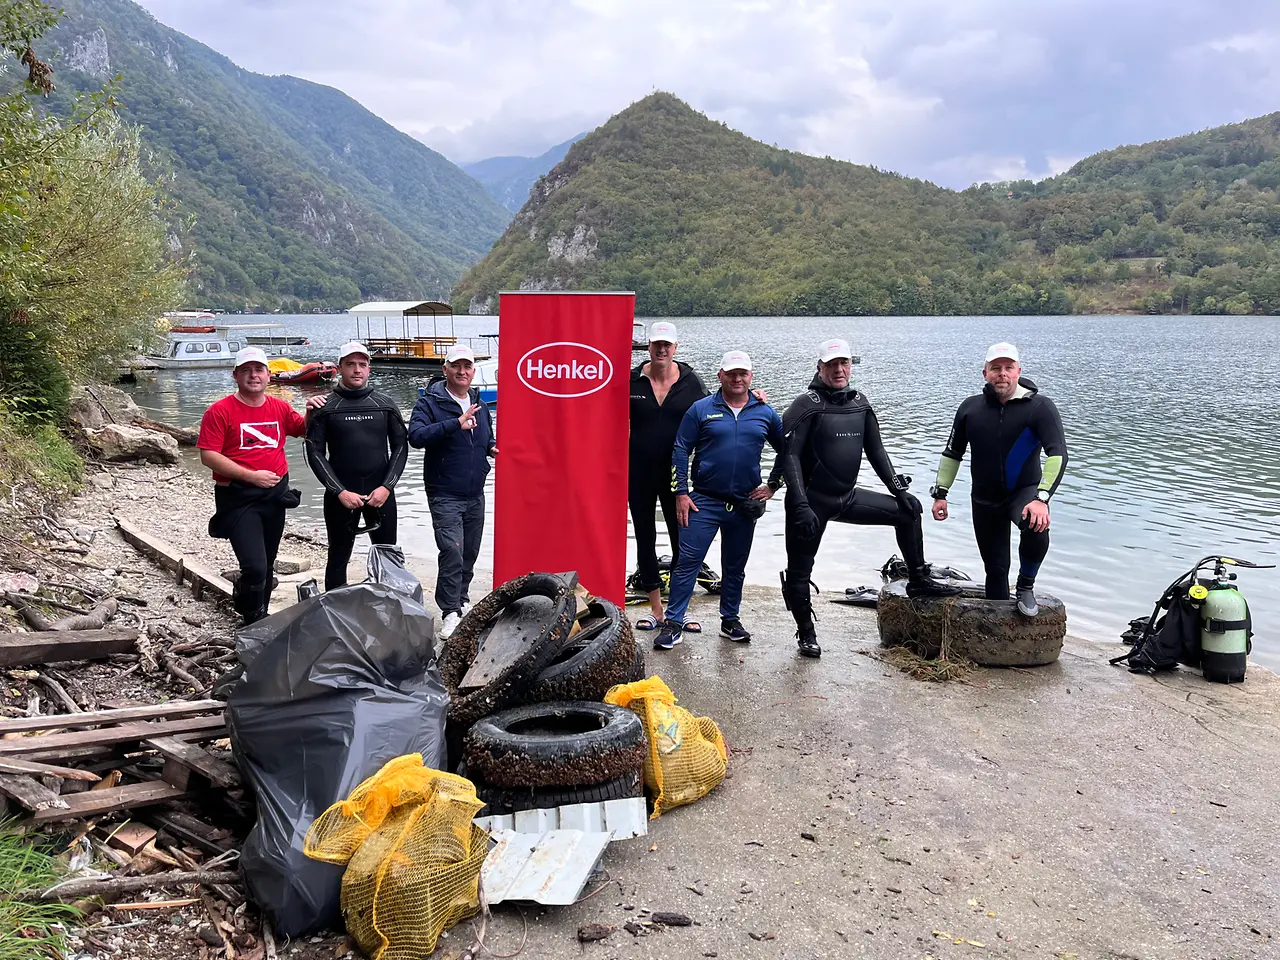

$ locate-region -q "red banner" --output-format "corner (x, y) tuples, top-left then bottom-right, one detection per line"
(493, 292), (634, 602)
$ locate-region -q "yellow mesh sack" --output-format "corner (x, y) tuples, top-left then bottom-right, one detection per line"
(303, 754), (488, 960)
(604, 676), (727, 818)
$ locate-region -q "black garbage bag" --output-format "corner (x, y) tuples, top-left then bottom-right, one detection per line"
(220, 546), (448, 937)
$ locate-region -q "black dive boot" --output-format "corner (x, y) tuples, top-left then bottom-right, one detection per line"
(781, 571), (822, 658)
(905, 567), (964, 598)
(1015, 576), (1038, 617)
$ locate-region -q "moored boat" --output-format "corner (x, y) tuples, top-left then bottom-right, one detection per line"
(270, 359), (339, 385)
(146, 323), (294, 369)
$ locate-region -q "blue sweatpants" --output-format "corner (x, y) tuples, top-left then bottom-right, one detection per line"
(665, 493), (757, 624)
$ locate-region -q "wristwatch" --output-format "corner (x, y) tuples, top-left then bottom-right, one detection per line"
(929, 485), (947, 501)
(767, 477), (784, 492)
(1035, 490), (1051, 503)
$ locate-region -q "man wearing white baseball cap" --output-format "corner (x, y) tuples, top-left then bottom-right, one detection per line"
(196, 346), (308, 623)
(304, 341), (409, 590)
(628, 321), (708, 630)
(408, 341), (495, 638)
(652, 349), (784, 651)
(772, 338), (960, 658)
(930, 342), (1068, 616)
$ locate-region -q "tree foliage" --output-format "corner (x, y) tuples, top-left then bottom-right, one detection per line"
(2, 0), (184, 422)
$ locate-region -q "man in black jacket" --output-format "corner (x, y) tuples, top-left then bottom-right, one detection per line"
(775, 338), (959, 658)
(628, 321), (708, 630)
(930, 342), (1067, 616)
(305, 341), (408, 591)
(408, 344), (496, 638)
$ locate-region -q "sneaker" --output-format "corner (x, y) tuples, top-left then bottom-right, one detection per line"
(1016, 585), (1039, 617)
(653, 618), (683, 651)
(906, 575), (964, 598)
(720, 618), (752, 643)
(796, 623), (821, 658)
(461, 600), (472, 616)
(439, 611), (462, 639)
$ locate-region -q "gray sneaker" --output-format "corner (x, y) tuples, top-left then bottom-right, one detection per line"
(1016, 585), (1038, 617)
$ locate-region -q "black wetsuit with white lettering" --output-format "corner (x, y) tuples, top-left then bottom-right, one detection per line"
(305, 384), (408, 588)
(771, 378), (925, 617)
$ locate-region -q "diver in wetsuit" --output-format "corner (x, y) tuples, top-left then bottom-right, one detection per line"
(930, 342), (1067, 616)
(775, 338), (960, 659)
(305, 341), (408, 590)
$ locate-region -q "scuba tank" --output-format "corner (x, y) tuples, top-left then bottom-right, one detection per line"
(1195, 559), (1255, 684)
(1113, 555), (1271, 682)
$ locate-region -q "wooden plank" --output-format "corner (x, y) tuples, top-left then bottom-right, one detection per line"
(101, 822), (158, 855)
(114, 517), (234, 600)
(0, 756), (101, 781)
(0, 774), (68, 812)
(0, 628), (140, 668)
(20, 726), (227, 765)
(145, 736), (240, 788)
(0, 699), (225, 736)
(0, 716), (226, 757)
(24, 780), (187, 824)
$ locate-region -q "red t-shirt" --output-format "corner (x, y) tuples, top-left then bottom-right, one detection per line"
(197, 393), (307, 484)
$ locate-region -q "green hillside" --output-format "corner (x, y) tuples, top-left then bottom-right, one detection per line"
(42, 0), (510, 312)
(456, 94), (1280, 316)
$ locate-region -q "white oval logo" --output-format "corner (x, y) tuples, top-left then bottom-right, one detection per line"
(516, 341), (614, 399)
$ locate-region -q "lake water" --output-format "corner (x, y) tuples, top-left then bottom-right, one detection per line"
(124, 314), (1280, 667)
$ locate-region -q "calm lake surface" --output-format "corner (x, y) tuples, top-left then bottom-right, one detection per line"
(124, 314), (1280, 667)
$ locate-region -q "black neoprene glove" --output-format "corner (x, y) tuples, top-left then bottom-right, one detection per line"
(793, 503), (819, 538)
(895, 491), (923, 517)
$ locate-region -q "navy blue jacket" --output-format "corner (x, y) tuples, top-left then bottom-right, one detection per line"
(407, 379), (494, 499)
(672, 391), (784, 501)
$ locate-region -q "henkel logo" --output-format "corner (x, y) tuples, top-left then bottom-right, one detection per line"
(517, 341), (613, 399)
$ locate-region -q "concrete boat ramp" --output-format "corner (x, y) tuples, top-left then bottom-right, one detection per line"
(470, 584), (1278, 960)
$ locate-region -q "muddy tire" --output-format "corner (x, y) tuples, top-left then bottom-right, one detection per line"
(628, 646), (647, 682)
(440, 572), (576, 729)
(469, 769), (644, 816)
(462, 701), (647, 789)
(876, 581), (1067, 667)
(522, 600), (636, 704)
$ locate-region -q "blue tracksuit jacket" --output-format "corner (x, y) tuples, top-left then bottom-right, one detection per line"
(671, 391), (784, 501)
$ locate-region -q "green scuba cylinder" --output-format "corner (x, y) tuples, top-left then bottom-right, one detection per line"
(1199, 575), (1249, 684)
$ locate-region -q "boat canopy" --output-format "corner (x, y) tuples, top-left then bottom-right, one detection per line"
(347, 301), (453, 318)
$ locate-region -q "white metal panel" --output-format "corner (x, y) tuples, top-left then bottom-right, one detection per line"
(481, 828), (611, 905)
(474, 797), (648, 841)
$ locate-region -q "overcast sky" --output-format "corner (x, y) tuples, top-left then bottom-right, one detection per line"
(134, 0), (1280, 188)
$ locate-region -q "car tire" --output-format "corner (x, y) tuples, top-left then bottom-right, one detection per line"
(462, 701), (647, 789)
(522, 600), (636, 704)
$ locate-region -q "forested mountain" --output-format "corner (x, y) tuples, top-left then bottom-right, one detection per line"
(40, 0), (510, 311)
(463, 135), (586, 212)
(456, 94), (1280, 316)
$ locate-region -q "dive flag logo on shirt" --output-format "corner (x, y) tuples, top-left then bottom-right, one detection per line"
(239, 421), (281, 450)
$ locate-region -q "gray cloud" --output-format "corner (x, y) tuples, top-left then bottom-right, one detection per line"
(135, 0), (1280, 187)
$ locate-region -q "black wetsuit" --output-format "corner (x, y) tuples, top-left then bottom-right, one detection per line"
(772, 378), (924, 624)
(628, 360), (708, 593)
(305, 384), (409, 589)
(936, 377), (1067, 599)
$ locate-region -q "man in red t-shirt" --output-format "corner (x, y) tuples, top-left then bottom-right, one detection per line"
(197, 347), (308, 623)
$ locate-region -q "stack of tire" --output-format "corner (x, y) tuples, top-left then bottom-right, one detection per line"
(439, 572), (648, 815)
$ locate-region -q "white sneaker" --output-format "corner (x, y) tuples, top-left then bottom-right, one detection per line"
(439, 611), (461, 639)
(460, 601), (472, 616)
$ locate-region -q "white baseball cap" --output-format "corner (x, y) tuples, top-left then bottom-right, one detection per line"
(818, 338), (852, 362)
(720, 350), (752, 372)
(648, 321), (678, 343)
(445, 344), (476, 364)
(338, 340), (370, 362)
(233, 346), (268, 369)
(985, 342), (1020, 364)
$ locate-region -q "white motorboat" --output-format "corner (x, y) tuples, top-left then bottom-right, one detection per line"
(146, 323), (295, 369)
